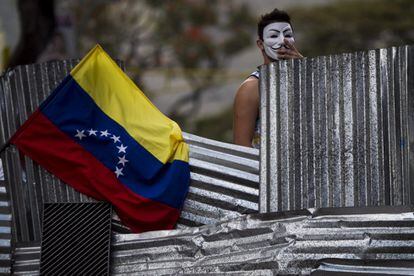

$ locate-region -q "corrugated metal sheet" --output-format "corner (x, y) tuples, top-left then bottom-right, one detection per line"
(182, 132), (259, 227)
(0, 180), (11, 275)
(11, 206), (414, 275)
(11, 246), (40, 275)
(260, 45), (414, 213)
(3, 46), (413, 274)
(40, 203), (112, 275)
(0, 60), (99, 244)
(312, 259), (414, 275)
(0, 61), (259, 244)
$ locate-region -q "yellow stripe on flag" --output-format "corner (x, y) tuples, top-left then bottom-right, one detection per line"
(70, 45), (188, 163)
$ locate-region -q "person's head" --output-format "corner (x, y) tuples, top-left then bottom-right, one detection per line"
(257, 8), (295, 62)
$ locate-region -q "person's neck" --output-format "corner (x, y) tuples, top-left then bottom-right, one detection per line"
(263, 56), (277, 65)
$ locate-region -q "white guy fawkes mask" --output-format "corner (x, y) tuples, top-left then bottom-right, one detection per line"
(262, 22), (295, 60)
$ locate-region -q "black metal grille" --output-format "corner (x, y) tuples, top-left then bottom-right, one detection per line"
(40, 203), (112, 275)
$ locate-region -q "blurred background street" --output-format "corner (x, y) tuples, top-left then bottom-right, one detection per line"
(1, 0), (413, 143)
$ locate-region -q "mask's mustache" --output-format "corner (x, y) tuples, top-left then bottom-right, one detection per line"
(271, 44), (290, 50)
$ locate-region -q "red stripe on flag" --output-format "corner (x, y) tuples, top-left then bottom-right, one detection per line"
(11, 110), (180, 233)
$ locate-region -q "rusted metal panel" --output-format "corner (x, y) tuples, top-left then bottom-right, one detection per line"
(260, 45), (414, 213)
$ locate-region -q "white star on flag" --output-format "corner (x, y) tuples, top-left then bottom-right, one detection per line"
(75, 129), (86, 140)
(114, 167), (124, 178)
(111, 135), (121, 143)
(117, 144), (127, 153)
(88, 129), (97, 136)
(100, 130), (110, 137)
(118, 155), (129, 166)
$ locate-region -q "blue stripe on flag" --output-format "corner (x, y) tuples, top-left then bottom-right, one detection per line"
(40, 76), (189, 209)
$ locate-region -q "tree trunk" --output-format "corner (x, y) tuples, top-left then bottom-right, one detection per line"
(6, 0), (55, 68)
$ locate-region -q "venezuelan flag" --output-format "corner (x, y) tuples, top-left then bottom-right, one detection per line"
(10, 45), (190, 233)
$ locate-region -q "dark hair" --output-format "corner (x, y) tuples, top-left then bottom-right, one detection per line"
(257, 9), (291, 40)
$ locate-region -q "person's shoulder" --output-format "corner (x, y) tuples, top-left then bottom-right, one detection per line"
(235, 76), (259, 102)
(249, 70), (260, 79)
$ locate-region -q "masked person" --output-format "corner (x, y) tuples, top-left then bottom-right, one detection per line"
(233, 9), (303, 148)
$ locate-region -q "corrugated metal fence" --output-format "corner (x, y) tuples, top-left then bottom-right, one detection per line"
(110, 206), (414, 275)
(0, 61), (259, 246)
(0, 180), (11, 275)
(260, 45), (414, 212)
(1, 45), (414, 274)
(12, 206), (414, 275)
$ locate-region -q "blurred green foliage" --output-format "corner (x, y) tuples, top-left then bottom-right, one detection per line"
(144, 0), (255, 127)
(70, 0), (256, 138)
(194, 107), (233, 143)
(290, 0), (414, 57)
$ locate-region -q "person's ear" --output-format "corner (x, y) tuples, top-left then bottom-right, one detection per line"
(256, 39), (264, 51)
